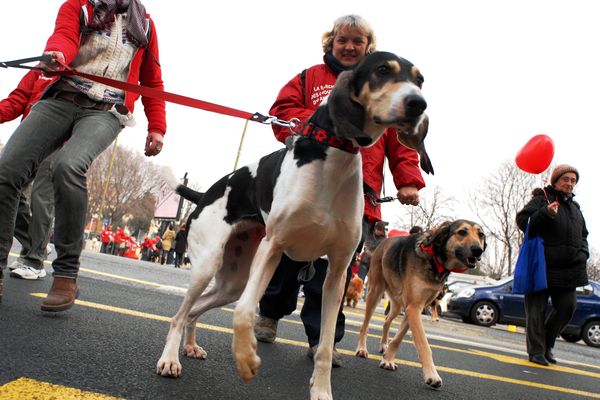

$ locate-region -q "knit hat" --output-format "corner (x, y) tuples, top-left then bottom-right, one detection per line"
(551, 164), (579, 185)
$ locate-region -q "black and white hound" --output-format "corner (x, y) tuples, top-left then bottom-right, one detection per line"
(156, 51), (429, 400)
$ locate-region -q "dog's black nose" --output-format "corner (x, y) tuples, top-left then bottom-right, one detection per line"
(404, 94), (427, 119)
(471, 246), (483, 258)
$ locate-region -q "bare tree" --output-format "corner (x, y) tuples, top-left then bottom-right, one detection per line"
(393, 185), (457, 231)
(469, 161), (550, 276)
(587, 248), (600, 282)
(87, 144), (162, 232)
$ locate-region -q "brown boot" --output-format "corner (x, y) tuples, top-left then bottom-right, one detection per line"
(41, 277), (79, 312)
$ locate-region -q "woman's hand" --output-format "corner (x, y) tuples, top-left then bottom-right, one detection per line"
(547, 200), (560, 216)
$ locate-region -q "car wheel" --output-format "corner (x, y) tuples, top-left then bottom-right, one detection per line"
(582, 320), (600, 348)
(560, 333), (581, 343)
(470, 301), (498, 327)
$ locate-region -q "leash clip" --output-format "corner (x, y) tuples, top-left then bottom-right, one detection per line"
(250, 113), (300, 129)
(377, 196), (397, 204)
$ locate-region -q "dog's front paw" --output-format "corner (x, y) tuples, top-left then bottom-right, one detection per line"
(355, 348), (369, 358)
(379, 359), (398, 371)
(309, 375), (333, 400)
(183, 344), (207, 359)
(310, 388), (333, 400)
(156, 358), (182, 378)
(235, 352), (261, 383)
(424, 372), (443, 389)
(379, 342), (388, 354)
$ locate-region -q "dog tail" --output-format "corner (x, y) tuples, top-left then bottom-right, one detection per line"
(161, 167), (205, 204)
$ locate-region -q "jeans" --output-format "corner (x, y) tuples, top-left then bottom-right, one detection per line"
(13, 151), (58, 269)
(0, 97), (120, 277)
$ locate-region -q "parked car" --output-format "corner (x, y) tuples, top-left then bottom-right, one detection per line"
(445, 277), (600, 347)
(439, 279), (493, 314)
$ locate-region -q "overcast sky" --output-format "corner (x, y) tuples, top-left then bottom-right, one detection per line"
(1, 0), (599, 252)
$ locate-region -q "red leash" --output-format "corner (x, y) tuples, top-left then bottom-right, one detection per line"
(1, 55), (294, 127)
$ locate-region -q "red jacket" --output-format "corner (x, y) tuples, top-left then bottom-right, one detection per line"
(269, 62), (425, 222)
(113, 228), (126, 244)
(100, 228), (113, 243)
(0, 70), (53, 123)
(42, 0), (166, 135)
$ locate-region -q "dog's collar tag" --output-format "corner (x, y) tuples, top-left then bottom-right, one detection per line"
(301, 124), (359, 154)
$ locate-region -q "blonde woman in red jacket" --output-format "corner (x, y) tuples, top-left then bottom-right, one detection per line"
(0, 0), (166, 311)
(254, 14), (425, 365)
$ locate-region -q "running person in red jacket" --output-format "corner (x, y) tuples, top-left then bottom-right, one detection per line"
(0, 0), (166, 310)
(254, 15), (425, 365)
(1, 70), (58, 281)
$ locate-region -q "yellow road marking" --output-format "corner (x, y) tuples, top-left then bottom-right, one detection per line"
(79, 267), (186, 293)
(0, 377), (123, 400)
(28, 293), (600, 398)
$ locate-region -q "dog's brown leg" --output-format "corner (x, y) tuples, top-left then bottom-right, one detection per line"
(355, 277), (385, 358)
(379, 314), (409, 371)
(430, 302), (440, 322)
(380, 299), (402, 354)
(404, 303), (442, 388)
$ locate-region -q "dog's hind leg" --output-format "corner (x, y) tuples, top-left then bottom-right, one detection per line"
(157, 223), (232, 378)
(379, 313), (409, 371)
(380, 299), (402, 354)
(182, 230), (261, 360)
(232, 237), (282, 383)
(355, 272), (385, 358)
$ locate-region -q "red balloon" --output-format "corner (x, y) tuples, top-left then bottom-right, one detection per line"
(515, 134), (555, 174)
(388, 229), (409, 237)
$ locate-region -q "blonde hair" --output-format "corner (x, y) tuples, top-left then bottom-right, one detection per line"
(321, 14), (377, 54)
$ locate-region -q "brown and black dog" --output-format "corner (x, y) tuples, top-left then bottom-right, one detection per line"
(427, 284), (447, 322)
(355, 220), (486, 388)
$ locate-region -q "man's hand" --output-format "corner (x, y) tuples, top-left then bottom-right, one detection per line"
(145, 132), (164, 157)
(40, 51), (66, 71)
(397, 185), (420, 206)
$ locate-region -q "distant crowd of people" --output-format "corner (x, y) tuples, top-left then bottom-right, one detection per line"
(99, 223), (188, 268)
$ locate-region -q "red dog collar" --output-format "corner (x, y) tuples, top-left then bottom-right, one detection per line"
(300, 123), (359, 154)
(419, 244), (468, 274)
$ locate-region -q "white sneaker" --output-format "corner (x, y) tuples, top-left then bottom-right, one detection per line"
(10, 266), (47, 280)
(8, 259), (26, 271)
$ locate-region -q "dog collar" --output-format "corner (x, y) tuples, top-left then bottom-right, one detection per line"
(300, 123), (359, 154)
(419, 244), (468, 274)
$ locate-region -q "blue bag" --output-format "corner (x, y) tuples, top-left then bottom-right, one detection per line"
(513, 222), (547, 294)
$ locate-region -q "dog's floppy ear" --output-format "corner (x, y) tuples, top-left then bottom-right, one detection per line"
(396, 114), (434, 175)
(328, 70), (373, 146)
(423, 221), (454, 263)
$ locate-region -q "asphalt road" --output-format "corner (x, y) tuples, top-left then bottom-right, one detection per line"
(1, 247), (599, 400)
